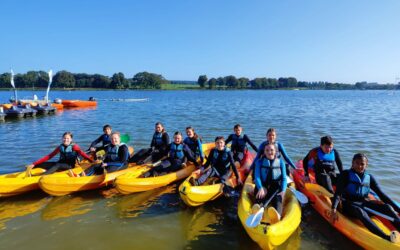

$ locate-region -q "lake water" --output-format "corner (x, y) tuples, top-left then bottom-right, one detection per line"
(0, 90), (399, 249)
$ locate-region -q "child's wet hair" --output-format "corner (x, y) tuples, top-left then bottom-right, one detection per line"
(352, 153), (368, 162)
(320, 135), (333, 145)
(62, 132), (73, 138)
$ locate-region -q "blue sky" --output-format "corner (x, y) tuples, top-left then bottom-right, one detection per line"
(1, 0), (399, 83)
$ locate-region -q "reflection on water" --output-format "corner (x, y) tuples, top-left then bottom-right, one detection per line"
(116, 185), (175, 218)
(41, 195), (96, 221)
(184, 206), (218, 241)
(0, 193), (50, 230)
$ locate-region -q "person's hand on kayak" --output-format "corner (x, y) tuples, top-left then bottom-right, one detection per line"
(278, 191), (285, 199)
(237, 178), (243, 186)
(329, 209), (338, 223)
(194, 166), (204, 175)
(25, 164), (34, 177)
(256, 187), (267, 199)
(90, 147), (96, 152)
(304, 175), (310, 183)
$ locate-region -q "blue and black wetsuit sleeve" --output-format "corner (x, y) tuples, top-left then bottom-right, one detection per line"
(279, 159), (287, 192)
(278, 142), (296, 169)
(332, 170), (348, 209)
(244, 134), (258, 152)
(90, 135), (104, 148)
(228, 151), (240, 179)
(333, 149), (343, 173)
(254, 159), (263, 190)
(106, 145), (129, 168)
(370, 175), (400, 213)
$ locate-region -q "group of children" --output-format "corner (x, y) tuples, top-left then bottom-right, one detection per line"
(25, 123), (400, 243)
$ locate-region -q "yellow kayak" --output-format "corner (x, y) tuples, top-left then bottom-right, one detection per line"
(179, 150), (254, 207)
(115, 143), (214, 194)
(237, 173), (302, 250)
(292, 162), (400, 250)
(39, 163), (147, 196)
(0, 149), (107, 197)
(0, 162), (93, 198)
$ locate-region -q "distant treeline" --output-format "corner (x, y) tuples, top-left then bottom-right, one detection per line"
(0, 71), (169, 89)
(197, 75), (400, 90)
(1, 70), (399, 90)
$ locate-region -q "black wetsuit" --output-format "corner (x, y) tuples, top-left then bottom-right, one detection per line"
(85, 144), (130, 175)
(197, 148), (239, 185)
(225, 134), (257, 162)
(332, 169), (400, 241)
(152, 143), (199, 173)
(303, 147), (343, 193)
(129, 132), (170, 164)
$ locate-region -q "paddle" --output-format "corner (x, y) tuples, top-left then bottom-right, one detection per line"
(288, 186), (308, 205)
(246, 189), (279, 228)
(286, 176), (308, 204)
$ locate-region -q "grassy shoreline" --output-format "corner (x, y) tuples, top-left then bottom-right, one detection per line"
(0, 86), (312, 91)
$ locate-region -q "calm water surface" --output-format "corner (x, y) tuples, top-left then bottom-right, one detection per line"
(0, 90), (399, 249)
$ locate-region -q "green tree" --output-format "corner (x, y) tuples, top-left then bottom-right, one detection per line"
(0, 73), (11, 88)
(238, 77), (249, 89)
(111, 72), (128, 89)
(197, 75), (207, 88)
(216, 77), (225, 87)
(225, 75), (238, 88)
(208, 78), (217, 89)
(132, 71), (169, 89)
(92, 74), (111, 88)
(53, 71), (76, 88)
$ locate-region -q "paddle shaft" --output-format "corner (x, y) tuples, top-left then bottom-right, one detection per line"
(262, 189), (280, 209)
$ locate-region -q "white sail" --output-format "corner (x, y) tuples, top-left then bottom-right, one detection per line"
(10, 69), (15, 88)
(45, 70), (53, 103)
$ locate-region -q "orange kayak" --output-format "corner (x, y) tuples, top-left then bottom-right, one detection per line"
(62, 100), (97, 108)
(292, 161), (400, 250)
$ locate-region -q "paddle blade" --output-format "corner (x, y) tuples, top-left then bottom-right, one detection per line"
(246, 207), (264, 228)
(289, 187), (308, 204)
(121, 133), (130, 143)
